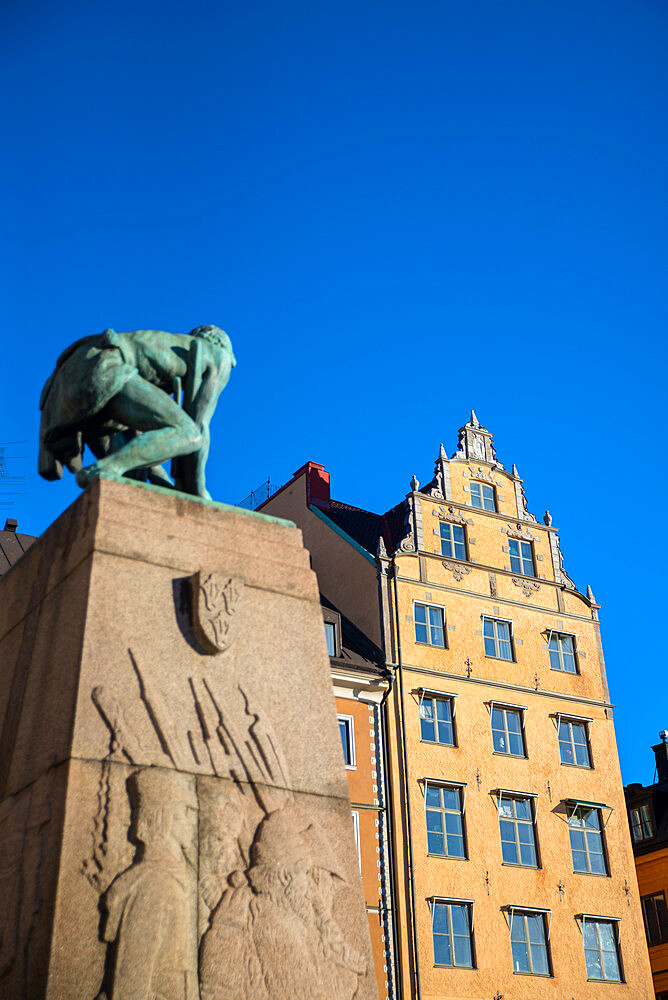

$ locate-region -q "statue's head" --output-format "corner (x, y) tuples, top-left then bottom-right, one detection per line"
(189, 325), (236, 367)
(129, 769), (197, 853)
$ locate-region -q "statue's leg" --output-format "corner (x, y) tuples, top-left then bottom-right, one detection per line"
(76, 376), (201, 487)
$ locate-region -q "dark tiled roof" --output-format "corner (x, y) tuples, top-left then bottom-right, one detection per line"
(0, 528), (36, 577)
(326, 500), (384, 555)
(320, 593), (388, 678)
(322, 497), (411, 557)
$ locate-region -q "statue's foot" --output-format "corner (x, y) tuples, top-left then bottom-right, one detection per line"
(75, 463), (104, 489)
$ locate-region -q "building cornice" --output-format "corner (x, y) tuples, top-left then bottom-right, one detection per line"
(398, 662), (614, 712)
(393, 571), (596, 623)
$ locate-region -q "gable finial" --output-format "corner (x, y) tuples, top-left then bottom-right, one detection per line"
(470, 408), (480, 428)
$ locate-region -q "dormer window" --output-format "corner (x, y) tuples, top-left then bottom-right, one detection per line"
(470, 481), (496, 512)
(509, 538), (535, 576)
(322, 609), (341, 658)
(630, 803), (654, 842)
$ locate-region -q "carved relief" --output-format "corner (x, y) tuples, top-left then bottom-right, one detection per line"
(200, 801), (366, 1000)
(191, 572), (243, 654)
(442, 560), (471, 582)
(94, 769), (199, 1000)
(512, 577), (541, 599)
(488, 573), (497, 598)
(395, 499), (416, 554)
(504, 522), (539, 542)
(432, 505), (467, 525)
(86, 654), (367, 1000)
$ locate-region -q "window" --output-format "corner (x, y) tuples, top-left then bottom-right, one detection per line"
(470, 481), (496, 511)
(583, 918), (622, 982)
(630, 803), (654, 842)
(324, 621), (336, 656)
(509, 910), (550, 975)
(483, 617), (513, 660)
(568, 805), (607, 875)
(351, 810), (361, 868)
(425, 782), (466, 858)
(548, 631), (577, 673)
(558, 718), (591, 767)
(338, 715), (355, 768)
(440, 521), (466, 560)
(498, 796), (538, 867)
(420, 694), (455, 746)
(642, 892), (668, 945)
(431, 900), (474, 968)
(491, 706), (525, 757)
(415, 603), (446, 647)
(509, 537), (535, 576)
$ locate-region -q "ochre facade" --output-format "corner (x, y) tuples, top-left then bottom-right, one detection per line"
(263, 415), (653, 999)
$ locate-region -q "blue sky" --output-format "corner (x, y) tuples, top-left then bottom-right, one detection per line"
(1, 0), (666, 784)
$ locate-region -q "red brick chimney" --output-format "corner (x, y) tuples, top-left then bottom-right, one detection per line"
(653, 731), (668, 784)
(293, 461), (330, 512)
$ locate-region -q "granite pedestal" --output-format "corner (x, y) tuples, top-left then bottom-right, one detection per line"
(0, 479), (377, 1000)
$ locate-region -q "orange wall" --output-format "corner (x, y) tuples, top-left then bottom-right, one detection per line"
(336, 693), (389, 1000)
(635, 846), (668, 993)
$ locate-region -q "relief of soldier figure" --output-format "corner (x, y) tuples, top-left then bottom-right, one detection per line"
(38, 325), (235, 500)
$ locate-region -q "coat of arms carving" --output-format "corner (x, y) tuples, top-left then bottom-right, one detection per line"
(191, 571), (243, 654)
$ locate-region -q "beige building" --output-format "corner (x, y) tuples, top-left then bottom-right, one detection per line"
(262, 413), (653, 999)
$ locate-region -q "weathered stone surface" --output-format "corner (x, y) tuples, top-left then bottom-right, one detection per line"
(0, 480), (377, 1000)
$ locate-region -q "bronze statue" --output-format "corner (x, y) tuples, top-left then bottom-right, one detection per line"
(38, 325), (235, 500)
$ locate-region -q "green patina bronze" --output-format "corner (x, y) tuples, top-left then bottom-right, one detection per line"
(38, 325), (235, 500)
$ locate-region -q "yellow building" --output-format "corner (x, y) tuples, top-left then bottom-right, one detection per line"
(262, 413), (653, 999)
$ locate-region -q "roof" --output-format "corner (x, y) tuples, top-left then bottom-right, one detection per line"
(325, 500), (384, 555)
(0, 524), (36, 577)
(320, 592), (389, 680)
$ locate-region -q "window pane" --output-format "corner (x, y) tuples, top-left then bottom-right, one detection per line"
(324, 621), (336, 656)
(338, 719), (352, 765)
(601, 947), (620, 981)
(470, 483), (482, 507)
(420, 698), (435, 741)
(453, 931), (472, 967)
(425, 785), (441, 808)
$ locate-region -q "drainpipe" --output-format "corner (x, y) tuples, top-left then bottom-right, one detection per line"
(391, 557), (423, 999)
(380, 682), (402, 1000)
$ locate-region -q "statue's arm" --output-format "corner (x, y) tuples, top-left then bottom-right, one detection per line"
(176, 340), (232, 497)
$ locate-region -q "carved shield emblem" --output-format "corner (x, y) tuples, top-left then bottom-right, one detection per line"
(191, 571), (243, 654)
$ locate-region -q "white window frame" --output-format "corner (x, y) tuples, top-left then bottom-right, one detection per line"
(338, 714), (356, 769)
(439, 520), (467, 561)
(577, 914), (623, 983)
(418, 688), (457, 747)
(469, 480), (497, 512)
(324, 620), (337, 657)
(496, 790), (539, 868)
(429, 897), (475, 968)
(507, 906), (552, 975)
(630, 803), (654, 843)
(351, 809), (361, 869)
(487, 701), (527, 757)
(554, 713), (593, 769)
(545, 628), (579, 673)
(482, 615), (514, 661)
(422, 779), (467, 859)
(413, 599), (447, 648)
(507, 536), (536, 577)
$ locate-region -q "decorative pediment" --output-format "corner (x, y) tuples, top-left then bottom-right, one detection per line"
(451, 411), (503, 468)
(504, 522), (539, 542)
(432, 504), (469, 526)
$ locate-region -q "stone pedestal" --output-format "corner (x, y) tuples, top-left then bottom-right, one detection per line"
(0, 479), (377, 1000)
